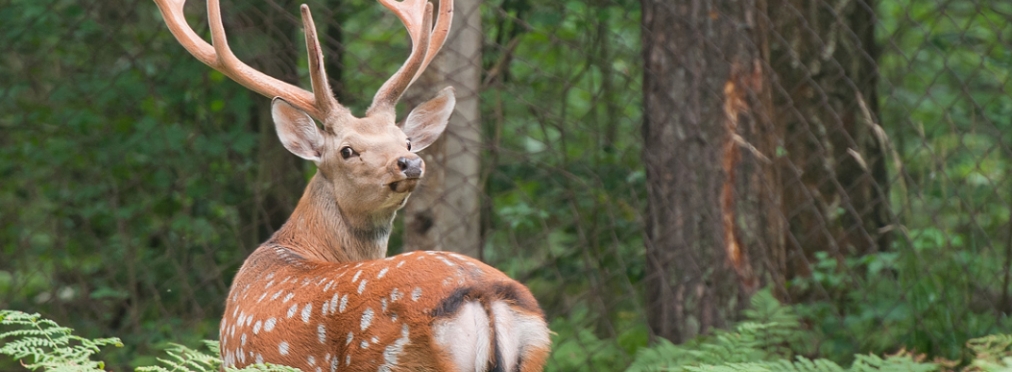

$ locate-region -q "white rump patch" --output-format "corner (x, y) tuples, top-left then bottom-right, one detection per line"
(491, 301), (551, 371)
(433, 301), (491, 372)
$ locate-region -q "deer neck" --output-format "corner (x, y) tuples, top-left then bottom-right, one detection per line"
(267, 173), (393, 263)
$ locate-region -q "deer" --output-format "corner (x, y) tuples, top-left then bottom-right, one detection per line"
(152, 0), (552, 371)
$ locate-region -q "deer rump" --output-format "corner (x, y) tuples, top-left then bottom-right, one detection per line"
(220, 249), (550, 372)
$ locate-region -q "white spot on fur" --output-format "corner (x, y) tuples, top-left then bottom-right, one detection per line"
(322, 299), (330, 315)
(288, 303), (298, 318)
(391, 288), (402, 302)
(437, 257), (456, 267)
(264, 317), (277, 332)
(358, 279), (368, 294)
(330, 356), (338, 372)
(256, 353), (263, 364)
(346, 355), (351, 366)
(279, 341), (289, 355)
(361, 307), (374, 331)
(308, 355), (316, 366)
(346, 332), (354, 345)
(283, 293), (295, 303)
(352, 270), (362, 282)
(253, 320), (262, 334)
(329, 293), (340, 314)
(377, 267), (389, 279)
(265, 280), (275, 289)
(339, 294), (349, 313)
(382, 298), (388, 312)
(396, 260), (406, 268)
(302, 303), (313, 323)
(411, 287), (422, 301)
(318, 324), (327, 344)
(241, 333), (247, 346)
(271, 290), (283, 301)
(257, 292), (268, 302)
(360, 340), (369, 349)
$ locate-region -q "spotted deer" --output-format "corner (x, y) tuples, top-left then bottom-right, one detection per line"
(153, 0), (551, 370)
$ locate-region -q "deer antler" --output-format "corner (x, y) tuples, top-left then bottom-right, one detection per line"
(153, 0), (344, 121)
(366, 0), (454, 120)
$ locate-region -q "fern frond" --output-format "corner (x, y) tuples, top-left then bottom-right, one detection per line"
(137, 341), (300, 372)
(966, 334), (1012, 371)
(0, 310), (122, 372)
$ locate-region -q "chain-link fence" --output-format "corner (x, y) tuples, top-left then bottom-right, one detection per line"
(1, 0), (1010, 370)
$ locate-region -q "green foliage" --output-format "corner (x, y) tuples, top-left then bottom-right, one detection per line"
(0, 310), (299, 372)
(546, 306), (648, 371)
(136, 341), (298, 372)
(625, 291), (938, 371)
(0, 310), (122, 371)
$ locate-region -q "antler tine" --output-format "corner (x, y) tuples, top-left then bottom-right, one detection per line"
(301, 4), (344, 120)
(409, 0), (453, 87)
(366, 0), (436, 119)
(153, 0), (341, 120)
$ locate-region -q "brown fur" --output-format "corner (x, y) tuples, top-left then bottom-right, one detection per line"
(218, 174), (550, 372)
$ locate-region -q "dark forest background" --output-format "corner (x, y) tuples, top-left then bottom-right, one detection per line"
(1, 0), (1011, 370)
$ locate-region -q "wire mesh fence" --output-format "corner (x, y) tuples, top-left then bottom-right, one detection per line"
(0, 0), (1010, 370)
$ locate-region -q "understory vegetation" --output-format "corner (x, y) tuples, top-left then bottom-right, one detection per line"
(5, 291), (1012, 372)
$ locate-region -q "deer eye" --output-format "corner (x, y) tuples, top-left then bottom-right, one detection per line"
(340, 146), (358, 159)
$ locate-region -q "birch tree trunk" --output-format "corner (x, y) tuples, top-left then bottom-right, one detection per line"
(402, 0), (483, 257)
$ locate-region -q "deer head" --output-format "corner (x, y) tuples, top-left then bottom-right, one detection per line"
(154, 0), (454, 232)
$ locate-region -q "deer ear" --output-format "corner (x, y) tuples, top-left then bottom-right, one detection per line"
(403, 86), (455, 153)
(272, 97), (325, 162)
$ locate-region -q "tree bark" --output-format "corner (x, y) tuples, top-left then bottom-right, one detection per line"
(402, 0), (483, 257)
(769, 0), (889, 288)
(642, 0), (782, 343)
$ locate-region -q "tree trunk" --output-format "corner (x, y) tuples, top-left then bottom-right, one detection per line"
(642, 0), (782, 343)
(236, 1), (307, 250)
(769, 0), (889, 288)
(402, 0), (483, 257)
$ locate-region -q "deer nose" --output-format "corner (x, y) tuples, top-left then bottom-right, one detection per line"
(397, 156), (423, 179)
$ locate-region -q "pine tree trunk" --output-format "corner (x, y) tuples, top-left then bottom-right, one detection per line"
(642, 0), (782, 343)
